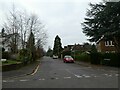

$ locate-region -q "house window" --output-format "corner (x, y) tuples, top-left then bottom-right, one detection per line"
(105, 41), (114, 46)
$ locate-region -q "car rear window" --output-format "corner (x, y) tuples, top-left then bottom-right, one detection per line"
(64, 56), (72, 58)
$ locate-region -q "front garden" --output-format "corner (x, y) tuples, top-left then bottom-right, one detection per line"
(1, 47), (43, 71)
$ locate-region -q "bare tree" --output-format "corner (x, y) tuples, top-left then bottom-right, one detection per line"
(3, 5), (47, 53)
(3, 5), (20, 53)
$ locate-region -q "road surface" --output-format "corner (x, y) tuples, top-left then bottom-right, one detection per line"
(2, 56), (119, 88)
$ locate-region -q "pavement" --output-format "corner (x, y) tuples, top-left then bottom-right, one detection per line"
(2, 59), (41, 79)
(2, 57), (118, 79)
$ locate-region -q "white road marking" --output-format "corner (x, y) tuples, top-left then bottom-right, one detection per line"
(104, 74), (108, 76)
(65, 69), (99, 78)
(65, 69), (81, 78)
(75, 75), (82, 78)
(3, 80), (7, 82)
(108, 75), (112, 77)
(39, 78), (45, 80)
(55, 77), (59, 79)
(64, 77), (71, 79)
(20, 79), (28, 82)
(94, 76), (97, 77)
(82, 74), (91, 78)
(104, 74), (113, 77)
(115, 74), (119, 77)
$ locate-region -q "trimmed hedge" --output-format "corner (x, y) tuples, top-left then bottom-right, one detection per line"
(101, 53), (120, 67)
(90, 52), (101, 65)
(75, 53), (90, 62)
(90, 52), (120, 67)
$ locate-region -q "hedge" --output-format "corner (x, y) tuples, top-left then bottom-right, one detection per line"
(90, 52), (101, 65)
(62, 51), (71, 58)
(90, 53), (120, 67)
(75, 53), (91, 62)
(101, 53), (120, 67)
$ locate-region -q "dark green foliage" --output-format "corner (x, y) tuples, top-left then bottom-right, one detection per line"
(46, 48), (53, 57)
(36, 48), (43, 58)
(90, 44), (101, 64)
(18, 49), (29, 64)
(26, 31), (36, 61)
(101, 53), (120, 67)
(90, 44), (97, 53)
(62, 51), (71, 58)
(2, 47), (5, 52)
(1, 28), (6, 37)
(75, 52), (91, 62)
(17, 32), (42, 64)
(90, 52), (101, 64)
(2, 52), (10, 59)
(53, 35), (63, 58)
(82, 2), (120, 52)
(90, 52), (120, 67)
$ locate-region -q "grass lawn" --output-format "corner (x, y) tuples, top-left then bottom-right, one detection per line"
(2, 60), (22, 66)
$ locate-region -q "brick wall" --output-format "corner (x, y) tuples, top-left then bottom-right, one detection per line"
(97, 40), (117, 53)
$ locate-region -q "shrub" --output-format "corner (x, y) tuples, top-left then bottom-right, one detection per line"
(2, 52), (10, 59)
(17, 49), (29, 64)
(75, 52), (91, 62)
(101, 53), (120, 67)
(62, 51), (71, 58)
(90, 52), (101, 64)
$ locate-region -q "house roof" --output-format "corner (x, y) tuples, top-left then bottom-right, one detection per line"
(96, 35), (104, 44)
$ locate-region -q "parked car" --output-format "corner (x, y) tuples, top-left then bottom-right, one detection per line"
(53, 55), (58, 59)
(63, 55), (74, 63)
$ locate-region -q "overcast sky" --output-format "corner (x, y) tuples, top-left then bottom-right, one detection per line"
(0, 0), (102, 50)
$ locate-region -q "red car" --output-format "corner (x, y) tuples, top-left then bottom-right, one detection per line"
(63, 55), (74, 63)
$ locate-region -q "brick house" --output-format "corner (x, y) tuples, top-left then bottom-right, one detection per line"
(96, 36), (117, 53)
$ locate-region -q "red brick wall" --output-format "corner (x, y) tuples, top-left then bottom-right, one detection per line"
(97, 40), (117, 53)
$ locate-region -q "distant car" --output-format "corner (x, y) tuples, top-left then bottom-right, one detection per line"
(53, 55), (58, 59)
(63, 55), (74, 63)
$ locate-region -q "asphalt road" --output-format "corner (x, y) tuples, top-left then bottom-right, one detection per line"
(2, 56), (119, 88)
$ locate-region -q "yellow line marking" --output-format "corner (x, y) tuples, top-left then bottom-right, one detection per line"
(31, 65), (39, 75)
